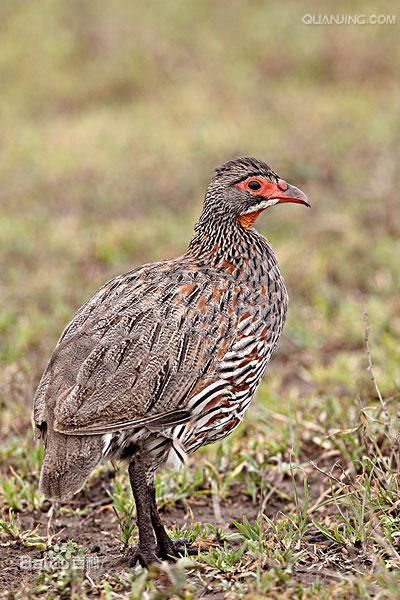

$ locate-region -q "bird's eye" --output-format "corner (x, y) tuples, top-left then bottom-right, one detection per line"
(247, 180), (261, 191)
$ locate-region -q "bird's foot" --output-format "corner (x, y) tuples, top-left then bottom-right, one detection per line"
(171, 537), (201, 556)
(125, 544), (160, 568)
(125, 537), (212, 565)
(158, 536), (202, 560)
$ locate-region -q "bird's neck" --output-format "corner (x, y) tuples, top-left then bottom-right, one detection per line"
(185, 216), (278, 278)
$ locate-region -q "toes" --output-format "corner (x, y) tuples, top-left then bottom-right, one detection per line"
(125, 545), (161, 568)
(174, 536), (191, 546)
(157, 539), (198, 561)
(137, 550), (160, 568)
(173, 541), (200, 556)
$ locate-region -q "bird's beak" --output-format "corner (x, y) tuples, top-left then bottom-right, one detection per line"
(271, 179), (310, 207)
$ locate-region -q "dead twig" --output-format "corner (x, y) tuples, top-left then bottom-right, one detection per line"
(364, 310), (391, 437)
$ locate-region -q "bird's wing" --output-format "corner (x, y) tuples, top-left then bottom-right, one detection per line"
(33, 261), (237, 436)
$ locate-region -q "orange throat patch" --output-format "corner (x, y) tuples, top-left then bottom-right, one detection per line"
(237, 209), (263, 229)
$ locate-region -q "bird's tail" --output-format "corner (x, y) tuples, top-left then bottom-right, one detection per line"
(39, 430), (103, 501)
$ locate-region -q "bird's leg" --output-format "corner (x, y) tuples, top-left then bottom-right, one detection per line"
(148, 478), (199, 559)
(148, 481), (176, 559)
(127, 456), (159, 567)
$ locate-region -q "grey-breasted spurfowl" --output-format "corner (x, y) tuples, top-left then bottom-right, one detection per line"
(33, 157), (309, 566)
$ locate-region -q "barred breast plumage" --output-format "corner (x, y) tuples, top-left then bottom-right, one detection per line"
(33, 156), (309, 566)
(100, 235), (288, 468)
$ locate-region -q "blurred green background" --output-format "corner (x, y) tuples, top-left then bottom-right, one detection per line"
(1, 0), (399, 464)
(1, 1), (400, 595)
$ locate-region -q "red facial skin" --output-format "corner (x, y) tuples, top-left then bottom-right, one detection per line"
(234, 176), (310, 228)
(235, 176), (287, 198)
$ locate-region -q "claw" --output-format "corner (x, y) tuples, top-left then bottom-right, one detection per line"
(126, 544), (161, 568)
(171, 538), (200, 557)
(157, 537), (203, 560)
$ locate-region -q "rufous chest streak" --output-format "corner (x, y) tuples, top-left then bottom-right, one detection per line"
(237, 210), (263, 229)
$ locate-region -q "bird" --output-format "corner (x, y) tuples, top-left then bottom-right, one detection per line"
(33, 156), (309, 566)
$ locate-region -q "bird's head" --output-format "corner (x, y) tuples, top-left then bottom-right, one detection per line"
(203, 157), (310, 229)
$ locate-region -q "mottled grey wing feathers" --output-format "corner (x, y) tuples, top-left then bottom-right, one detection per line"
(35, 261), (235, 437)
(58, 408), (192, 436)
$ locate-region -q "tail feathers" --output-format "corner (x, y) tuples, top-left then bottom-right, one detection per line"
(39, 431), (103, 501)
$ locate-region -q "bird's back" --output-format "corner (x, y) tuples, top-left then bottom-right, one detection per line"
(34, 258), (237, 436)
